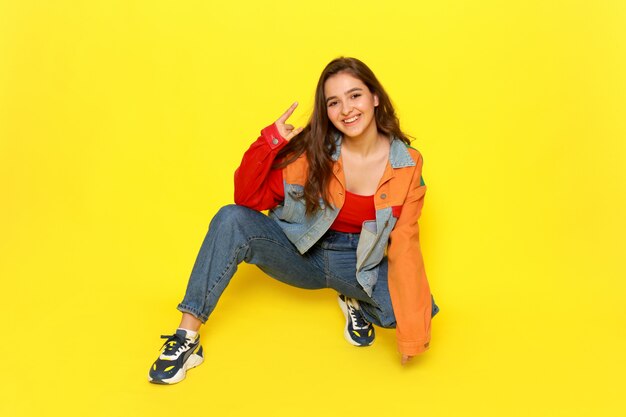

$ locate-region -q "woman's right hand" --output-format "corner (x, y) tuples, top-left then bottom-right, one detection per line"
(275, 102), (304, 141)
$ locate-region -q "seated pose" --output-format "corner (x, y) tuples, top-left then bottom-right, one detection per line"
(149, 57), (439, 384)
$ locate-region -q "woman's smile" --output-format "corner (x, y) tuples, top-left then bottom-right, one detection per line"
(342, 113), (361, 125)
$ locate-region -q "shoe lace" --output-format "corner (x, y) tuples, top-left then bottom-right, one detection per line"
(159, 333), (190, 356)
(347, 299), (371, 330)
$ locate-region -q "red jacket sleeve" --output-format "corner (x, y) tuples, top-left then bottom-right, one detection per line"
(234, 123), (286, 211)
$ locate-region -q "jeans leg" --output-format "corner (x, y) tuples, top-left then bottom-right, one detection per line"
(319, 231), (438, 329)
(316, 231), (396, 327)
(177, 204), (326, 322)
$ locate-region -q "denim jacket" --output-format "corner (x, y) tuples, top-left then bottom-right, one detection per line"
(269, 133), (418, 297)
(235, 123), (433, 356)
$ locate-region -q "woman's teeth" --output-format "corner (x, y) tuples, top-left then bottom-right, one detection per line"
(343, 115), (360, 123)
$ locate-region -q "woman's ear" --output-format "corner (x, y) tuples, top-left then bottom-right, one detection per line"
(374, 94), (379, 107)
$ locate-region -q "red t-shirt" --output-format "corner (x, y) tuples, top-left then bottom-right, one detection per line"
(329, 190), (375, 232)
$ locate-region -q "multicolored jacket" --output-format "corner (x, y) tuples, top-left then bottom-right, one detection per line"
(234, 123), (433, 356)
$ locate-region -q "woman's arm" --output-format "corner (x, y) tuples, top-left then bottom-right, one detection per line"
(233, 102), (303, 211)
(233, 123), (286, 210)
(387, 152), (433, 359)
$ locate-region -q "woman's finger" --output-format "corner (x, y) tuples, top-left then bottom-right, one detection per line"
(276, 101), (298, 124)
(285, 126), (303, 140)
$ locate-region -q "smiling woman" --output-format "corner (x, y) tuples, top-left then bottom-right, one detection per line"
(148, 57), (439, 385)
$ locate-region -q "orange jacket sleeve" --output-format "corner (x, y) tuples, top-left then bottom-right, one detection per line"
(387, 152), (432, 356)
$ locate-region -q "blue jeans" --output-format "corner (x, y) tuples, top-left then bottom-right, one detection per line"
(178, 204), (438, 327)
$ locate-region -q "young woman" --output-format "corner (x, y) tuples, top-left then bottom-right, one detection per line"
(149, 57), (439, 384)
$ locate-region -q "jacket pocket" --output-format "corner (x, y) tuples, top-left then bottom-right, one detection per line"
(281, 183), (306, 223)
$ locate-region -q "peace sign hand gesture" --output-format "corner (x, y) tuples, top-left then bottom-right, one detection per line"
(275, 102), (304, 141)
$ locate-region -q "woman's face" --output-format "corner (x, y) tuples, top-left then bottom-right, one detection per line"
(324, 72), (379, 139)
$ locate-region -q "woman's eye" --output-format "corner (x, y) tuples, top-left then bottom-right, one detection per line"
(328, 101), (337, 107)
(351, 93), (361, 99)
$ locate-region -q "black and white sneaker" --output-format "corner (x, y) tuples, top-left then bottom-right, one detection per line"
(338, 294), (375, 347)
(148, 329), (204, 384)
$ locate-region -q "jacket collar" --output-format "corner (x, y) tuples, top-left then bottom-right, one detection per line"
(330, 132), (415, 168)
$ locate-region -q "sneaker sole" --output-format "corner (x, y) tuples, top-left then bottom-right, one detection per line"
(338, 296), (373, 347)
(148, 352), (204, 385)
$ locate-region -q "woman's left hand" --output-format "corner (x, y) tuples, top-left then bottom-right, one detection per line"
(274, 101), (303, 141)
(401, 354), (414, 366)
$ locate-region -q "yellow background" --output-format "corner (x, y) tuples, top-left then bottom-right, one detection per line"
(1, 1), (625, 416)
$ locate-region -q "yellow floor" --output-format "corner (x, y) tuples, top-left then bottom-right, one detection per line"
(2, 1), (626, 416)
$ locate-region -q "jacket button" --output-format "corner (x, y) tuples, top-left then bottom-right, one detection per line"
(380, 193), (387, 199)
(272, 138), (279, 145)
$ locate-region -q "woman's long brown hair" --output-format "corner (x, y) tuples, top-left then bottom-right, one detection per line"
(273, 57), (411, 214)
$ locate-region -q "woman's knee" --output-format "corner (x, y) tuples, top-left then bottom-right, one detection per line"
(210, 204), (258, 229)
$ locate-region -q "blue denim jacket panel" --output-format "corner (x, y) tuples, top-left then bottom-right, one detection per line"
(269, 181), (340, 253)
(354, 207), (400, 295)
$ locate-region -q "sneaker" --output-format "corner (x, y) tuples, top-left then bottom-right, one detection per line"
(338, 294), (375, 347)
(148, 329), (204, 384)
